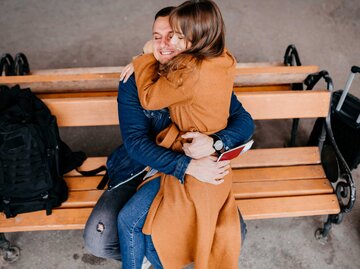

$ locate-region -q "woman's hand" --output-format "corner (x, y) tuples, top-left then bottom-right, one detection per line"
(120, 62), (134, 83)
(143, 40), (153, 54)
(120, 40), (153, 83)
(182, 132), (215, 159)
(185, 156), (230, 185)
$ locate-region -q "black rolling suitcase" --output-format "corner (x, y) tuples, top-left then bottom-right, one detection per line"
(330, 66), (360, 170)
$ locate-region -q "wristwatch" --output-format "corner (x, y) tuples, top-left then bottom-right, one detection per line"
(210, 135), (225, 156)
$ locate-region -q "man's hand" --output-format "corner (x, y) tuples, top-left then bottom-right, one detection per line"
(182, 132), (215, 159)
(185, 156), (230, 185)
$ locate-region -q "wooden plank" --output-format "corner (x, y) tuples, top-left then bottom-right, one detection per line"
(0, 65), (319, 92)
(65, 157), (107, 176)
(236, 90), (330, 120)
(36, 85), (291, 99)
(237, 194), (340, 220)
(236, 62), (284, 67)
(0, 73), (120, 93)
(43, 91), (330, 127)
(0, 208), (93, 232)
(31, 62), (283, 75)
(64, 176), (104, 191)
(31, 66), (124, 75)
(44, 96), (119, 127)
(234, 85), (290, 92)
(61, 190), (104, 208)
(65, 164), (327, 192)
(0, 194), (339, 232)
(231, 147), (321, 168)
(232, 165), (326, 183)
(233, 65), (319, 86)
(232, 178), (333, 199)
(37, 91), (118, 99)
(36, 85), (290, 98)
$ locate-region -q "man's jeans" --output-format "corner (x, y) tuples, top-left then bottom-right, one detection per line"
(117, 177), (247, 269)
(83, 173), (144, 260)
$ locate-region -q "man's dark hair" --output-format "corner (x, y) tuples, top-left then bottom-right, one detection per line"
(154, 6), (175, 20)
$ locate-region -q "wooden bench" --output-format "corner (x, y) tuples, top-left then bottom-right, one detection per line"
(0, 61), (355, 261)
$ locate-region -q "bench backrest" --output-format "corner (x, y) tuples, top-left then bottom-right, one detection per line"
(36, 90), (331, 127)
(0, 64), (319, 92)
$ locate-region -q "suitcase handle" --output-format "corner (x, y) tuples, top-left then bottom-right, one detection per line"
(351, 66), (360, 74)
(336, 66), (360, 123)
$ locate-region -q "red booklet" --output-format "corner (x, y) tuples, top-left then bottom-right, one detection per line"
(217, 139), (254, 162)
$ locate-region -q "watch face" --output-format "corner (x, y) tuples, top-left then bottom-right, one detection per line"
(214, 140), (224, 151)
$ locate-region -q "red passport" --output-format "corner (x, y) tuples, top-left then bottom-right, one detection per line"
(217, 139), (254, 162)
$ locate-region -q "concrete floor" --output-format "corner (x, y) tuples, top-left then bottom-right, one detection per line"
(1, 0), (360, 268)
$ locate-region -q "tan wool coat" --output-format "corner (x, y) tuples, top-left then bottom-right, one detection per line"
(133, 51), (241, 269)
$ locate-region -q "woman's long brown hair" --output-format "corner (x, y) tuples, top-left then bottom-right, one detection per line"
(160, 0), (226, 78)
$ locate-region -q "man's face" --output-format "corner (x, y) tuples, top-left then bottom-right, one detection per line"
(152, 16), (180, 64)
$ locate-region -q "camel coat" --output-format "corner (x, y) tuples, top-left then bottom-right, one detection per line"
(133, 51), (241, 269)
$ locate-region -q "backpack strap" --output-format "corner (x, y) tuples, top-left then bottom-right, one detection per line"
(75, 166), (108, 190)
(96, 172), (109, 190)
(2, 198), (13, 218)
(41, 192), (52, 216)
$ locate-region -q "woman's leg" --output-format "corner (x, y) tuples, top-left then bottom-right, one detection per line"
(117, 177), (161, 269)
(83, 174), (143, 260)
(144, 235), (163, 269)
(239, 210), (247, 245)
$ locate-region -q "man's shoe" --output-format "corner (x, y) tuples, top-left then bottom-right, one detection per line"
(0, 53), (15, 76)
(14, 53), (30, 75)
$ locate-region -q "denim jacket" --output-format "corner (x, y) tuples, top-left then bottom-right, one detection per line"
(107, 75), (254, 190)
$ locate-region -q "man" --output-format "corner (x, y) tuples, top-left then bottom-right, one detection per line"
(83, 6), (254, 262)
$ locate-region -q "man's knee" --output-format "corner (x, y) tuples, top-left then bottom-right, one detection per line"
(83, 221), (122, 260)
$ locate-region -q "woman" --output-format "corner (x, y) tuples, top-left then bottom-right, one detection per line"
(119, 1), (242, 268)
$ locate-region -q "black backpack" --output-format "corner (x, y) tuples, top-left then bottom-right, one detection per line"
(0, 85), (86, 218)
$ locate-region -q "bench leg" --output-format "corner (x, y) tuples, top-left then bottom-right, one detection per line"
(315, 213), (344, 243)
(0, 233), (20, 264)
(288, 118), (300, 146)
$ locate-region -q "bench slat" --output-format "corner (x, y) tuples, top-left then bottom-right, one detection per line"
(63, 147), (322, 179)
(61, 190), (104, 208)
(30, 62), (283, 75)
(0, 193), (339, 232)
(232, 178), (333, 199)
(0, 65), (319, 93)
(235, 90), (330, 120)
(0, 208), (93, 232)
(64, 176), (104, 191)
(231, 147), (321, 168)
(234, 85), (290, 92)
(43, 91), (330, 127)
(234, 65), (319, 86)
(232, 165), (325, 182)
(36, 84), (291, 100)
(64, 164), (326, 192)
(237, 194), (340, 220)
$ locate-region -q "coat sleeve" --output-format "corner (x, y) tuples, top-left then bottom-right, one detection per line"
(118, 75), (191, 183)
(133, 54), (197, 110)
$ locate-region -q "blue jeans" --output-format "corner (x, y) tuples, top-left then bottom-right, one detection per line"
(117, 177), (163, 269)
(83, 172), (145, 260)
